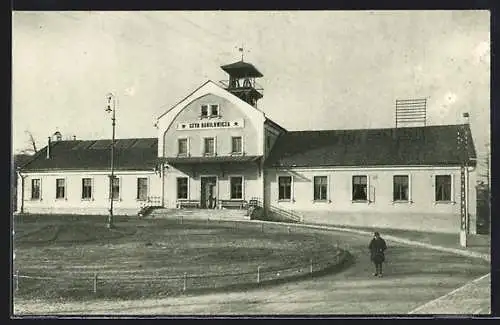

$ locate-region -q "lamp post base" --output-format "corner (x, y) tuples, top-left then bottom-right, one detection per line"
(459, 230), (467, 248)
(106, 216), (114, 229)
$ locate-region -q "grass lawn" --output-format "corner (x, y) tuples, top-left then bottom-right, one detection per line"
(13, 215), (346, 302)
(14, 226), (490, 315)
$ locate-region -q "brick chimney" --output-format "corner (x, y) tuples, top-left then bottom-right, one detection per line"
(46, 137), (51, 159)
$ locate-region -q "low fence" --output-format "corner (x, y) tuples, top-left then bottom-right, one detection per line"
(13, 251), (347, 299)
(13, 219), (350, 300)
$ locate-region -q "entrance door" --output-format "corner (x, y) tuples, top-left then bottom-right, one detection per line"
(200, 176), (217, 209)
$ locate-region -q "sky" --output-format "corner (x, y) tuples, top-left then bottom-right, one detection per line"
(12, 10), (490, 171)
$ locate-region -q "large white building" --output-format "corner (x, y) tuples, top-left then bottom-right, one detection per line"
(15, 60), (478, 234)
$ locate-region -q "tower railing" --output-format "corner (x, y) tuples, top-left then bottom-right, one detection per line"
(218, 80), (264, 95)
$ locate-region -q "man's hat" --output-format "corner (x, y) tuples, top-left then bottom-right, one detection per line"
(374, 232), (380, 237)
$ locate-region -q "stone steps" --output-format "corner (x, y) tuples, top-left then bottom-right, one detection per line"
(148, 208), (250, 221)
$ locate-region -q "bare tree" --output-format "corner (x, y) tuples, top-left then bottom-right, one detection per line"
(18, 131), (38, 155)
(27, 131), (37, 153)
(478, 143), (490, 187)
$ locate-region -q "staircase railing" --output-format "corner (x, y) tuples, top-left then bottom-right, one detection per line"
(248, 197), (303, 223)
(138, 196), (162, 217)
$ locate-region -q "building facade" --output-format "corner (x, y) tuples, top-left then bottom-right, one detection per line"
(16, 138), (161, 216)
(15, 60), (478, 234)
(263, 126), (477, 234)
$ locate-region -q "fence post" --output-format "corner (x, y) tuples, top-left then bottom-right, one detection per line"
(180, 216), (183, 225)
(257, 266), (261, 284)
(183, 272), (187, 292)
(93, 273), (98, 294)
(310, 258), (313, 274)
(288, 226), (291, 234)
(15, 269), (19, 292)
(261, 223), (264, 233)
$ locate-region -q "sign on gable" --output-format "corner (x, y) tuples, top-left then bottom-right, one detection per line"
(177, 119), (244, 131)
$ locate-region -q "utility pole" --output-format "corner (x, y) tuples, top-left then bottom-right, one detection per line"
(457, 113), (470, 247)
(486, 145), (491, 235)
(105, 93), (117, 229)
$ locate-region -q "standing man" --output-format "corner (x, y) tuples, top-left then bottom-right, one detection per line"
(369, 232), (387, 277)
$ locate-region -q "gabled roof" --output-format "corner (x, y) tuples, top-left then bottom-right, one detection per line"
(265, 124), (477, 168)
(20, 138), (158, 172)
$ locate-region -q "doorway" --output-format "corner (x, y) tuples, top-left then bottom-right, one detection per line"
(200, 176), (217, 209)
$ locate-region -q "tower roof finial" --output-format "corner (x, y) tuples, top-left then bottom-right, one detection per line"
(238, 45), (244, 62)
(236, 44), (250, 62)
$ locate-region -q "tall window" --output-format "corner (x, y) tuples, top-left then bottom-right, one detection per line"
(56, 178), (65, 199)
(210, 104), (219, 116)
(204, 137), (215, 156)
(31, 179), (41, 200)
(352, 175), (368, 201)
(177, 177), (188, 199)
(230, 177), (243, 199)
(231, 136), (242, 154)
(314, 176), (328, 201)
(82, 178), (92, 199)
(137, 178), (148, 201)
(435, 175), (452, 202)
(393, 175), (409, 201)
(111, 177), (120, 200)
(178, 138), (188, 156)
(278, 176), (292, 200)
(201, 105), (208, 118)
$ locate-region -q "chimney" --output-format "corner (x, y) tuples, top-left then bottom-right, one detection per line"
(46, 137), (51, 159)
(463, 112), (470, 124)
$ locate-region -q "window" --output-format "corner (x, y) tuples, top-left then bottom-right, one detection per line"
(177, 177), (188, 199)
(278, 176), (292, 201)
(230, 177), (243, 199)
(82, 178), (92, 199)
(352, 175), (368, 201)
(204, 137), (215, 156)
(435, 175), (452, 202)
(314, 176), (328, 201)
(31, 179), (41, 200)
(178, 138), (188, 156)
(137, 178), (148, 201)
(201, 105), (208, 118)
(56, 178), (65, 199)
(210, 104), (219, 117)
(393, 175), (409, 201)
(111, 177), (120, 200)
(231, 136), (242, 154)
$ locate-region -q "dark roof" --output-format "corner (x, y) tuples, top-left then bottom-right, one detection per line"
(20, 138), (158, 172)
(166, 155), (261, 165)
(13, 154), (35, 170)
(265, 117), (287, 133)
(220, 61), (263, 78)
(265, 124), (477, 168)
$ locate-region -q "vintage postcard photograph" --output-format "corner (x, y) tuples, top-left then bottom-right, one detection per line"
(11, 10), (491, 316)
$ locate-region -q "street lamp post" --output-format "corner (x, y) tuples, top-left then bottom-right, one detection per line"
(105, 93), (117, 229)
